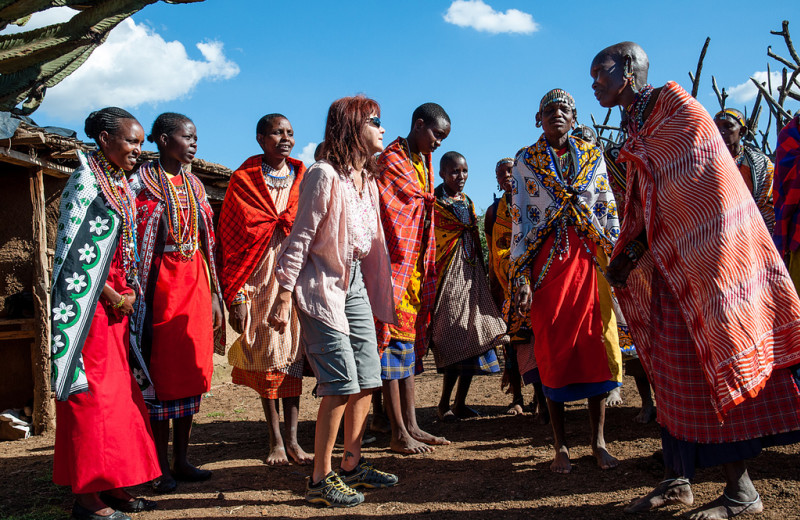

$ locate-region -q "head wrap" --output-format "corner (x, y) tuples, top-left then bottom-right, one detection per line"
(496, 157), (514, 169)
(714, 108), (746, 128)
(538, 88), (578, 123)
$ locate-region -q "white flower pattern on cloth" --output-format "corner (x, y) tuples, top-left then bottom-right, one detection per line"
(78, 244), (96, 263)
(65, 273), (87, 292)
(51, 335), (65, 354)
(89, 216), (109, 235)
(343, 172), (377, 260)
(53, 302), (76, 323)
(132, 368), (146, 386)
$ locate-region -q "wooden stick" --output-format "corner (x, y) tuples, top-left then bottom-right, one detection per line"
(771, 20), (800, 66)
(711, 76), (727, 109)
(691, 37), (711, 98)
(750, 78), (793, 119)
(29, 167), (55, 435)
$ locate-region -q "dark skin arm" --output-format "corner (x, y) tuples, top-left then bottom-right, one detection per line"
(606, 230), (649, 288)
(102, 283), (136, 316)
(229, 301), (247, 334)
(212, 295), (223, 330)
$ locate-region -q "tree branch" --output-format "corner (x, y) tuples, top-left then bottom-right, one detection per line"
(690, 37), (711, 98)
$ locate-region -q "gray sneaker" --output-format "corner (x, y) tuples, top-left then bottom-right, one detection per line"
(305, 472), (364, 508)
(339, 458), (399, 489)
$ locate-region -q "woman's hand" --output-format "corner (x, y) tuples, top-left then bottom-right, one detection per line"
(267, 288), (293, 334)
(229, 301), (247, 334)
(515, 283), (532, 317)
(212, 295), (224, 330)
(606, 254), (635, 288)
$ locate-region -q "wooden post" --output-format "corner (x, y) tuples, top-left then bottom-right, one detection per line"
(29, 168), (55, 434)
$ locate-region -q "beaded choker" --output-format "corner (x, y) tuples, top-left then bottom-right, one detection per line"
(262, 162), (295, 189)
(89, 151), (138, 277)
(625, 84), (654, 134)
(156, 161), (200, 261)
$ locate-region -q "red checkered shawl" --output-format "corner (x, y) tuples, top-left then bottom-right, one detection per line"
(613, 82), (800, 418)
(774, 116), (800, 256)
(218, 155), (306, 307)
(375, 138), (437, 351)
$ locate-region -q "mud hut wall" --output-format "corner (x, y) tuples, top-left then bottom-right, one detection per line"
(0, 164), (65, 411)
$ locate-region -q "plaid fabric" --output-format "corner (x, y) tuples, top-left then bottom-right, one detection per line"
(775, 116), (800, 255)
(640, 270), (800, 443)
(375, 138), (437, 354)
(615, 82), (800, 417)
(438, 350), (500, 376)
(147, 395), (201, 421)
(217, 156), (305, 307)
(380, 339), (416, 380)
(231, 366), (303, 399)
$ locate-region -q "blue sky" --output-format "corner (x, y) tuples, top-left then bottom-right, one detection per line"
(11, 1), (799, 212)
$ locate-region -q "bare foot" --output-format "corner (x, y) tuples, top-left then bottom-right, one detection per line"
(408, 425), (450, 446)
(451, 405), (480, 419)
(390, 434), (434, 455)
(506, 402), (524, 416)
(624, 478), (694, 513)
(550, 445), (571, 474)
(370, 413), (391, 434)
(593, 446), (619, 470)
(634, 403), (656, 424)
(265, 445), (289, 466)
(438, 409), (457, 423)
(606, 387), (623, 407)
(534, 410), (550, 425)
(686, 493), (763, 519)
(285, 442), (313, 465)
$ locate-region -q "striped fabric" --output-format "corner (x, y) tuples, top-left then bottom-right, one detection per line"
(375, 138), (437, 355)
(147, 395), (202, 421)
(231, 366), (303, 399)
(775, 115), (800, 255)
(614, 81), (800, 418)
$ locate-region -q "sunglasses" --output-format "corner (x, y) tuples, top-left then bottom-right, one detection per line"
(367, 116), (382, 128)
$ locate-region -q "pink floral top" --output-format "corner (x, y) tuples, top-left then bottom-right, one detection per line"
(344, 170), (378, 259)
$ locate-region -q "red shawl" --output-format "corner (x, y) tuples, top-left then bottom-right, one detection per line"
(375, 137), (437, 352)
(218, 155), (306, 307)
(614, 82), (800, 417)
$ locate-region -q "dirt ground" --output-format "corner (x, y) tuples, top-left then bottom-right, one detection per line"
(2, 354), (799, 520)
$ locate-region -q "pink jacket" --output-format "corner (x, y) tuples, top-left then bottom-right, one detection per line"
(275, 161), (397, 334)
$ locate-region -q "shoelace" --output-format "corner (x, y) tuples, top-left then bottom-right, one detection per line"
(328, 475), (358, 495)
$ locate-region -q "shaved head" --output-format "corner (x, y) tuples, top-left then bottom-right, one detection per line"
(590, 41), (650, 108)
(593, 41), (649, 87)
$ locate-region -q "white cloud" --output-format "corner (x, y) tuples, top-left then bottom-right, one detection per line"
(0, 6), (75, 34)
(443, 0), (538, 35)
(39, 18), (239, 119)
(298, 142), (318, 166)
(727, 71), (783, 103)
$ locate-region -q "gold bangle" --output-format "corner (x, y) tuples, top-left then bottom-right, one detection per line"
(112, 294), (126, 310)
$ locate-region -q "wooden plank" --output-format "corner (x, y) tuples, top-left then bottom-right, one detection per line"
(10, 132), (47, 146)
(0, 146), (72, 178)
(29, 168), (55, 434)
(0, 318), (35, 327)
(0, 330), (36, 340)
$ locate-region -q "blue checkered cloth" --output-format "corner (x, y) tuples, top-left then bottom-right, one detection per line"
(147, 394), (202, 421)
(437, 349), (501, 376)
(381, 340), (416, 380)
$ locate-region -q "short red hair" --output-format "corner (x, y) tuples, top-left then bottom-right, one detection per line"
(320, 95), (380, 176)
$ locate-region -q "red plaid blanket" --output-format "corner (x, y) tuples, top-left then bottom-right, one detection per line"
(775, 115), (800, 256)
(218, 155), (305, 306)
(375, 138), (437, 353)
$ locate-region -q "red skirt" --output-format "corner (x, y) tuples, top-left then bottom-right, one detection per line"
(53, 268), (160, 493)
(529, 228), (611, 389)
(149, 250), (214, 401)
(232, 367), (303, 399)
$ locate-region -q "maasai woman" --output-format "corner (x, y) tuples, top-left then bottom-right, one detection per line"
(219, 113), (311, 466)
(510, 89), (622, 474)
(270, 96), (398, 507)
(487, 157), (549, 423)
(130, 113), (223, 493)
(51, 107), (159, 519)
(430, 151), (503, 421)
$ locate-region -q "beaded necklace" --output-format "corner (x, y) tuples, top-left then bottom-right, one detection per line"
(625, 84), (654, 134)
(89, 150), (138, 276)
(157, 160), (199, 261)
(262, 161), (295, 189)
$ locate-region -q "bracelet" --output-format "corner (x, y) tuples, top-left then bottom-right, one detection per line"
(623, 240), (647, 263)
(231, 290), (249, 306)
(112, 294), (126, 310)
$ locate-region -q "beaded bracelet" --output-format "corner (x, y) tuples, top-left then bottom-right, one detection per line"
(623, 240), (647, 263)
(112, 294), (126, 310)
(230, 290), (249, 306)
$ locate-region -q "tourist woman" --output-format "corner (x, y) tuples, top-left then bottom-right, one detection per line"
(51, 107), (160, 519)
(129, 112), (223, 493)
(269, 95), (398, 507)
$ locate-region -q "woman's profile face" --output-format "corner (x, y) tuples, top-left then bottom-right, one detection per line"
(100, 119), (145, 171)
(160, 120), (197, 166)
(364, 113), (385, 155)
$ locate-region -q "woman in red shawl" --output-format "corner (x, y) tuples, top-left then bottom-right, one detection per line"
(130, 112), (223, 493)
(218, 114), (311, 466)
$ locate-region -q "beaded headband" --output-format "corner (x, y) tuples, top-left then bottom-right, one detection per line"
(539, 89), (576, 112)
(496, 158), (514, 168)
(714, 108), (746, 128)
